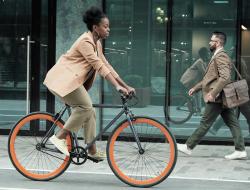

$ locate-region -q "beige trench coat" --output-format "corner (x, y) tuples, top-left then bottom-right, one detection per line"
(43, 31), (119, 97)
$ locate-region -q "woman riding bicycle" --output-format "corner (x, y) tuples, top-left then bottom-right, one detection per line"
(43, 6), (135, 160)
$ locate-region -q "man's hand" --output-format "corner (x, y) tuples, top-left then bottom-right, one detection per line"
(188, 88), (195, 96)
(205, 92), (215, 103)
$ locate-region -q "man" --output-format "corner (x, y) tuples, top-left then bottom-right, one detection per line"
(210, 47), (250, 137)
(177, 31), (247, 160)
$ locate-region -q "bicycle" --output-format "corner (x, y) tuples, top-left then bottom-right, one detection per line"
(8, 93), (177, 188)
(166, 93), (240, 125)
(166, 93), (203, 124)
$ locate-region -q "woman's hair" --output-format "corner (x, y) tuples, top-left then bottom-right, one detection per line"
(82, 6), (107, 31)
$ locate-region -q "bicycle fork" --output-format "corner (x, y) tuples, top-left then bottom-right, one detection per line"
(126, 114), (144, 154)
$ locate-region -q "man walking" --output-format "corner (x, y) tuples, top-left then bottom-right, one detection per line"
(177, 31), (247, 160)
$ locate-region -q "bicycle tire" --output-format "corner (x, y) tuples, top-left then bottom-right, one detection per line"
(167, 94), (193, 124)
(107, 116), (177, 187)
(8, 112), (73, 181)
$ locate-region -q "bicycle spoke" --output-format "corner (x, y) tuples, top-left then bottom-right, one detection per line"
(40, 150), (66, 161)
(108, 117), (177, 187)
(8, 112), (71, 180)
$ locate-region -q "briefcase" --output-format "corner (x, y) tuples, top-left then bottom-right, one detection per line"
(214, 59), (250, 108)
(222, 79), (249, 108)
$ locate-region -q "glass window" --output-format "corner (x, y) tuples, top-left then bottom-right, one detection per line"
(0, 0), (31, 130)
(104, 0), (168, 132)
(169, 0), (238, 138)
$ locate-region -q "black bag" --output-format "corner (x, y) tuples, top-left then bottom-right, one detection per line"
(214, 60), (249, 108)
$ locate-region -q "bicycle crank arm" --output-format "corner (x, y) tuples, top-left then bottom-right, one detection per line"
(87, 156), (104, 163)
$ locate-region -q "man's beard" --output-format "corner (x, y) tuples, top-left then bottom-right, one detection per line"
(210, 46), (215, 52)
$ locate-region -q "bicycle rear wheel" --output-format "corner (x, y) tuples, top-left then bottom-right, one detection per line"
(8, 112), (72, 181)
(168, 94), (193, 124)
(107, 117), (177, 187)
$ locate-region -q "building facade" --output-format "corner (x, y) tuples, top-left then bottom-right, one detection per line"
(0, 0), (250, 143)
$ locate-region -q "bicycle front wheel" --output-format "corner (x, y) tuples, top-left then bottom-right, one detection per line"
(8, 112), (72, 181)
(107, 117), (177, 187)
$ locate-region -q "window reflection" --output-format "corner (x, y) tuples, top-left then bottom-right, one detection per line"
(104, 0), (249, 139)
(0, 0), (31, 90)
(0, 0), (31, 130)
(169, 0), (237, 134)
(105, 0), (167, 110)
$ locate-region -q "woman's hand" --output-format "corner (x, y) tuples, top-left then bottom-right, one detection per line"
(126, 86), (136, 95)
(116, 86), (129, 95)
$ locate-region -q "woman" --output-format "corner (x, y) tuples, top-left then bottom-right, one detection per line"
(43, 6), (135, 160)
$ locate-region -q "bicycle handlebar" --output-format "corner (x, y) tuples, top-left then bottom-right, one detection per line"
(119, 91), (138, 107)
(118, 90), (136, 100)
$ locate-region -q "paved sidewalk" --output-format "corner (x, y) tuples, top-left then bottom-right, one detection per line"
(1, 135), (250, 182)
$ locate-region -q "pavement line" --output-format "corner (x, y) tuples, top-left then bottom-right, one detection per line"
(1, 167), (250, 184)
(0, 114), (23, 117)
(0, 188), (42, 190)
(65, 171), (250, 183)
(169, 176), (250, 183)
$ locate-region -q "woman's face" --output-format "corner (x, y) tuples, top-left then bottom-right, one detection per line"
(94, 17), (110, 39)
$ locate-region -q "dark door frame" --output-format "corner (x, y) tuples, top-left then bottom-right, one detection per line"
(30, 0), (56, 114)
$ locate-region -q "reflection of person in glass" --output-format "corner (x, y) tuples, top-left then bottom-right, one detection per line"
(210, 47), (250, 137)
(43, 7), (135, 160)
(180, 47), (209, 114)
(177, 31), (247, 160)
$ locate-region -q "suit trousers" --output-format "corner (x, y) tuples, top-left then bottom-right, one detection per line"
(186, 102), (245, 151)
(52, 86), (96, 144)
(211, 100), (250, 134)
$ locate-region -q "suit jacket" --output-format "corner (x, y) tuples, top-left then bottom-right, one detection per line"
(193, 48), (232, 103)
(43, 31), (119, 97)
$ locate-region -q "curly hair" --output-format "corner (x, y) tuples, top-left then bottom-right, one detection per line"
(82, 6), (107, 31)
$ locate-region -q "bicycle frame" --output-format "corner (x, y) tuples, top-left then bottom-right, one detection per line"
(8, 93), (178, 187)
(41, 95), (144, 155)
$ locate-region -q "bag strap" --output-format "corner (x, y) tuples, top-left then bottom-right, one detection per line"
(213, 57), (243, 80)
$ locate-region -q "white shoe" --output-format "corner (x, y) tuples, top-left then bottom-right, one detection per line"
(224, 151), (247, 160)
(177, 143), (192, 155)
(49, 135), (70, 156)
